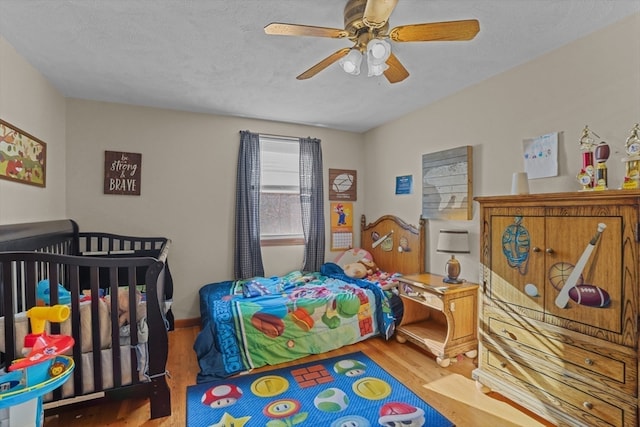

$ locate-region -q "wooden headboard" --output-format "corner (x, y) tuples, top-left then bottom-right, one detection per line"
(361, 215), (425, 275)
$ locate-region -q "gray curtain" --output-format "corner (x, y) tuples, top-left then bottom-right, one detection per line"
(299, 137), (325, 272)
(234, 130), (264, 279)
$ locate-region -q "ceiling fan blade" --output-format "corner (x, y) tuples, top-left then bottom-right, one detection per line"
(383, 52), (409, 84)
(297, 47), (352, 80)
(389, 19), (480, 42)
(265, 23), (349, 39)
(363, 0), (399, 29)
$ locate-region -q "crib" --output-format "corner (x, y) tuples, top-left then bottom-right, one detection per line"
(0, 219), (172, 419)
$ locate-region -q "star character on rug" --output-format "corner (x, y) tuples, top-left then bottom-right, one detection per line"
(378, 402), (425, 427)
(208, 412), (251, 427)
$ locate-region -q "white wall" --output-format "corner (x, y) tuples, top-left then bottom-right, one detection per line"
(363, 13), (640, 284)
(65, 100), (365, 319)
(0, 37), (67, 223)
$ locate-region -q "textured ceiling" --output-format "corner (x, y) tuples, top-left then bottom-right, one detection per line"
(1, 0), (638, 133)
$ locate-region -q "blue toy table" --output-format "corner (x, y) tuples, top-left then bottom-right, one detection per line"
(0, 355), (74, 427)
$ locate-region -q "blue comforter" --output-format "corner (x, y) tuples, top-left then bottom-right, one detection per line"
(194, 263), (396, 382)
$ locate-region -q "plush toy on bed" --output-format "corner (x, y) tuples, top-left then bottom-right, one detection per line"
(343, 259), (379, 279)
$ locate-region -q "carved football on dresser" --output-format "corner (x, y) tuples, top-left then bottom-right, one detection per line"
(567, 284), (610, 307)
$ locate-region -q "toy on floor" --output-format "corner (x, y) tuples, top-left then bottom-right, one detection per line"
(0, 305), (75, 427)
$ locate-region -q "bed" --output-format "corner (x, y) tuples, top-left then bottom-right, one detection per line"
(0, 219), (173, 420)
(194, 214), (425, 382)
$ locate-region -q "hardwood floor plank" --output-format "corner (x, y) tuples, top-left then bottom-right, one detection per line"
(43, 326), (553, 426)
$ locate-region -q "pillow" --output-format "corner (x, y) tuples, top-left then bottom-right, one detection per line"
(334, 248), (373, 268)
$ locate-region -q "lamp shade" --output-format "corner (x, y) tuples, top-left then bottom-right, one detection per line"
(367, 39), (391, 65)
(436, 229), (470, 254)
(339, 49), (362, 75)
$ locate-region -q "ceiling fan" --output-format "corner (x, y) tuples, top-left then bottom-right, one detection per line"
(264, 0), (480, 84)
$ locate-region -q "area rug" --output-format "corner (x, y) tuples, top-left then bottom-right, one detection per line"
(187, 351), (454, 427)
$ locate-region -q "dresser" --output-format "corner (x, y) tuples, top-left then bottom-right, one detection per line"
(474, 191), (639, 427)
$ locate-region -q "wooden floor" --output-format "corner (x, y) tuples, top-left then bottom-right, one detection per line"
(43, 326), (555, 427)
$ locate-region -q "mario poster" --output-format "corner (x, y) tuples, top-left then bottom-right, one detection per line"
(331, 202), (353, 250)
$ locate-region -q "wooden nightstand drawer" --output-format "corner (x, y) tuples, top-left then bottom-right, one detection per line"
(399, 285), (444, 310)
(486, 350), (635, 427)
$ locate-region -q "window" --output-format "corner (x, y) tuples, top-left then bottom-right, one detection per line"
(259, 136), (304, 245)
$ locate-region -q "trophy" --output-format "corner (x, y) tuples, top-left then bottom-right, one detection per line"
(594, 141), (610, 190)
(622, 124), (640, 190)
(577, 125), (597, 190)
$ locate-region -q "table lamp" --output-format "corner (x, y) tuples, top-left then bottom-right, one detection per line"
(437, 229), (470, 284)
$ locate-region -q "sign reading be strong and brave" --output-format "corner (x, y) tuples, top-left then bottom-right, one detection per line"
(104, 150), (141, 195)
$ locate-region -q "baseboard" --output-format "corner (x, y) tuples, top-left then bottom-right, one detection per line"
(175, 317), (201, 328)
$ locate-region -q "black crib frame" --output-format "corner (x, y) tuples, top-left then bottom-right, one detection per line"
(0, 219), (172, 419)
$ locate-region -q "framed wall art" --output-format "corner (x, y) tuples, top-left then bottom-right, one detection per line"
(329, 168), (357, 201)
(104, 150), (142, 195)
(422, 145), (473, 220)
(395, 175), (413, 195)
(0, 119), (47, 187)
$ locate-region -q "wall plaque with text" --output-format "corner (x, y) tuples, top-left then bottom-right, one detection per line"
(104, 151), (141, 195)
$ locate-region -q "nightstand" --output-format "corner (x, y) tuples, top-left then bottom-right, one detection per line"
(395, 273), (479, 367)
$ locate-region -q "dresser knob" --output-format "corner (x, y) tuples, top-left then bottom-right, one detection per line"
(583, 401), (594, 410)
(532, 247), (541, 253)
(500, 362), (507, 368)
(545, 248), (555, 254)
(584, 358), (594, 366)
(500, 328), (517, 340)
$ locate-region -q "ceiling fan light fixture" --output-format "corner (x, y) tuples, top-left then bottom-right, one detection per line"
(339, 48), (362, 75)
(367, 39), (391, 65)
(367, 61), (389, 77)
(366, 39), (390, 76)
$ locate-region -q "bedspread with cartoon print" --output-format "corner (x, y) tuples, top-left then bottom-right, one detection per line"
(194, 264), (395, 382)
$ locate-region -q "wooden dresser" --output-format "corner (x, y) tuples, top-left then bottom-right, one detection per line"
(473, 191), (639, 427)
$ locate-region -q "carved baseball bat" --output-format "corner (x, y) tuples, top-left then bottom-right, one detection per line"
(372, 230), (394, 249)
(554, 223), (606, 308)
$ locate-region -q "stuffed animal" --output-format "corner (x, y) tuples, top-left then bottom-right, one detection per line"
(343, 259), (379, 279)
(104, 288), (145, 327)
(359, 259), (379, 274)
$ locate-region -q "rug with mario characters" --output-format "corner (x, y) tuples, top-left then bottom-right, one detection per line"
(186, 351), (453, 427)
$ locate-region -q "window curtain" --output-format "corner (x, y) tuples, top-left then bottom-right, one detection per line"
(234, 130), (264, 279)
(299, 137), (325, 272)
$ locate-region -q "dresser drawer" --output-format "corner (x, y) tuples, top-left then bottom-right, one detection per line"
(487, 317), (635, 394)
(486, 350), (635, 427)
